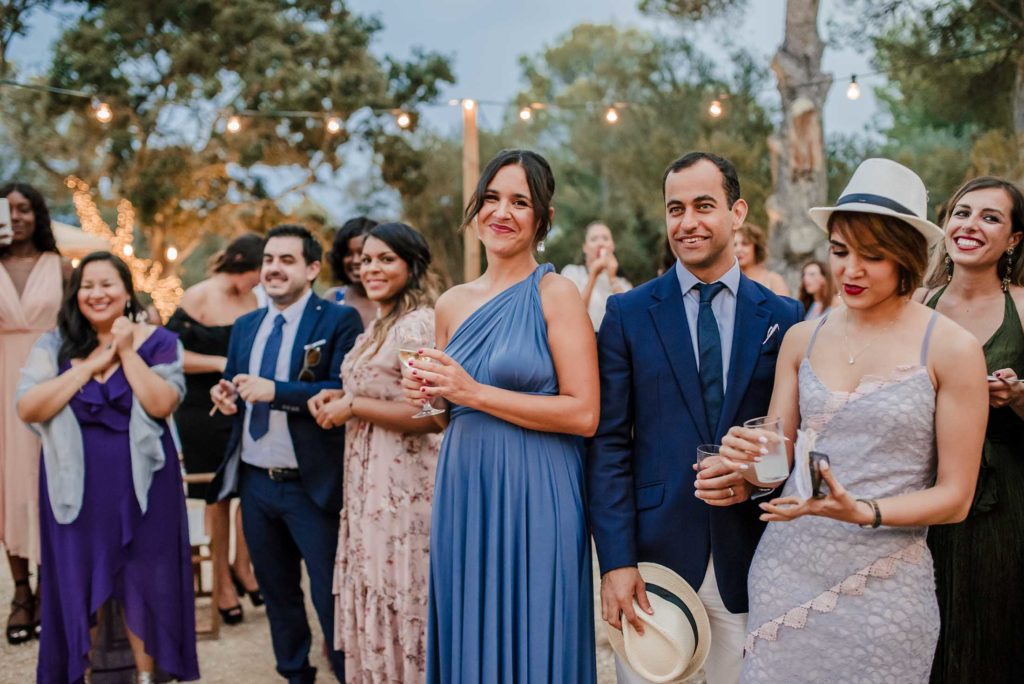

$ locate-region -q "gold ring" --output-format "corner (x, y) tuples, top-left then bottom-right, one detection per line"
(728, 487), (735, 497)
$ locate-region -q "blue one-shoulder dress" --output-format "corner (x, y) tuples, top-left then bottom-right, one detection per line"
(426, 264), (596, 683)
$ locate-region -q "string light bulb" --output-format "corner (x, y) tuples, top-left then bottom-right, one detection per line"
(325, 116), (343, 134)
(519, 106), (532, 121)
(93, 101), (112, 123)
(462, 99), (476, 112)
(605, 107), (619, 124)
(122, 244), (133, 257)
(846, 75), (861, 100)
(708, 100), (724, 118)
(226, 115), (241, 133)
(165, 246), (178, 262)
(71, 258), (80, 268)
(395, 111), (412, 129)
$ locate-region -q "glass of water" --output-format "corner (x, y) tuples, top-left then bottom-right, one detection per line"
(743, 416), (790, 483)
(696, 444), (721, 469)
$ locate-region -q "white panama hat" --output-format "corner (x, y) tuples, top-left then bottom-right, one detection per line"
(605, 562), (712, 683)
(808, 158), (945, 246)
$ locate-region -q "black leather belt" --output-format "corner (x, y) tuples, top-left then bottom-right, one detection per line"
(245, 463), (301, 482)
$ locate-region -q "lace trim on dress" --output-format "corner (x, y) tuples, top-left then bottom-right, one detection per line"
(801, 363), (927, 433)
(744, 538), (928, 653)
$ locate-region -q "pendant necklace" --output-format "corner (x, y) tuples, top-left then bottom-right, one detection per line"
(843, 307), (904, 365)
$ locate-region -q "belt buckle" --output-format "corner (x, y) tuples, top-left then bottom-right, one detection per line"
(267, 467), (284, 482)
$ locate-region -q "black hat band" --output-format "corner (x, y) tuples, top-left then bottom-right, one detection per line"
(644, 582), (699, 650)
(836, 193), (918, 218)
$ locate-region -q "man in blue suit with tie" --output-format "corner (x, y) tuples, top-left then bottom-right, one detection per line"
(210, 225), (362, 683)
(589, 153), (802, 683)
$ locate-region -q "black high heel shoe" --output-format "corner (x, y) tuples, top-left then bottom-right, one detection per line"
(6, 579), (34, 645)
(231, 568), (264, 607)
(218, 602), (243, 625)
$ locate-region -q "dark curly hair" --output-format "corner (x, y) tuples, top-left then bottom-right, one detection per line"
(327, 217), (378, 286)
(0, 182), (59, 256)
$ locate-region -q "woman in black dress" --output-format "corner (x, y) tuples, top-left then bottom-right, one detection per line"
(166, 234), (263, 624)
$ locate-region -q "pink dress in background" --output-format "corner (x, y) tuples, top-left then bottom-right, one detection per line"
(0, 252), (62, 563)
(333, 307), (441, 683)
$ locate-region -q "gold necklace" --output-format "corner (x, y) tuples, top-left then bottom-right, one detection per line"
(842, 307), (904, 365)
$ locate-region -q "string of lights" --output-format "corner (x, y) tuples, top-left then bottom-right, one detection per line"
(1, 42), (1015, 129)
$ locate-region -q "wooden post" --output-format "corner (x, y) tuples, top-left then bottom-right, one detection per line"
(462, 100), (481, 282)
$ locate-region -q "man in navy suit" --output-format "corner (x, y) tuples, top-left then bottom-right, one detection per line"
(210, 224), (362, 683)
(589, 153), (802, 683)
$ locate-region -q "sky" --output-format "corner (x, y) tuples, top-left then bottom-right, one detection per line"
(7, 0), (881, 137)
(4, 1), (883, 222)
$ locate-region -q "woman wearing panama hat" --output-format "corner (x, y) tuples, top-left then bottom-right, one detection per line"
(719, 159), (988, 682)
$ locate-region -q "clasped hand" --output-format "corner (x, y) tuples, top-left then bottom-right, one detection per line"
(400, 348), (478, 408)
(307, 389), (351, 429)
(80, 316), (135, 380)
(720, 425), (871, 526)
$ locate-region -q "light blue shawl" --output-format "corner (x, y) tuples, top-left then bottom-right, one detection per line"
(15, 329), (186, 524)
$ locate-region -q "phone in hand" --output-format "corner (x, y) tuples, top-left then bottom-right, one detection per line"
(809, 451), (830, 499)
(0, 198), (12, 247)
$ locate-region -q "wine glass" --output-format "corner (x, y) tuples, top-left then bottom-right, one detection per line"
(397, 319), (445, 418)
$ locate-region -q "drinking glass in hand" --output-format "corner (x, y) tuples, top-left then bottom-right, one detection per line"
(743, 416), (790, 483)
(397, 320), (445, 419)
(696, 444), (721, 469)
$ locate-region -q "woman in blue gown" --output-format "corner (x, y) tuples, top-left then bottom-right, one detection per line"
(404, 149), (599, 683)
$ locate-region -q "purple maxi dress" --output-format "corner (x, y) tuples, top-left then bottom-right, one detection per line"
(38, 327), (199, 684)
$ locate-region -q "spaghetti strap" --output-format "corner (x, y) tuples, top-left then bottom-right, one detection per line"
(920, 310), (940, 366)
(805, 313), (831, 359)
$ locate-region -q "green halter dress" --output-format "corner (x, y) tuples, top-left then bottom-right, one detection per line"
(927, 288), (1024, 683)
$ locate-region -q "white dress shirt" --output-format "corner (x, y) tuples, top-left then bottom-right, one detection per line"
(674, 259), (741, 394)
(240, 289), (312, 469)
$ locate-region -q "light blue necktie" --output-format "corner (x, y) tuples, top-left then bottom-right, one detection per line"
(249, 314), (285, 441)
(695, 282), (726, 439)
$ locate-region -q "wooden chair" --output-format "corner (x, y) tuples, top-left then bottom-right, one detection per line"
(183, 472), (220, 640)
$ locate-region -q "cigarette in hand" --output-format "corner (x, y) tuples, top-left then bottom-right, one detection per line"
(209, 405), (219, 417)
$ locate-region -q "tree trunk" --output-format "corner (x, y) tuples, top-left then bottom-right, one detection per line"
(765, 0), (831, 284)
(1013, 48), (1024, 164)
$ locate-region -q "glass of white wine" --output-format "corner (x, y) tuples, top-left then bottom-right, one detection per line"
(397, 320), (445, 419)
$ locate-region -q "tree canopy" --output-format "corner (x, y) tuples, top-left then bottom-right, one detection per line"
(1, 0), (454, 274)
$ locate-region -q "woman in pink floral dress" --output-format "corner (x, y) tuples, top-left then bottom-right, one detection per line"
(308, 222), (442, 683)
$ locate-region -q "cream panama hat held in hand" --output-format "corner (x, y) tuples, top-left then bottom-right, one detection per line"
(808, 158), (944, 245)
(605, 562), (712, 683)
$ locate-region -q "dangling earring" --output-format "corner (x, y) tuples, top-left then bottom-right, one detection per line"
(944, 253), (953, 283)
(1003, 246), (1015, 293)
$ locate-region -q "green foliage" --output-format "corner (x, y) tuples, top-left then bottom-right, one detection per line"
(0, 0), (454, 277)
(850, 0), (1024, 208)
(496, 23), (773, 283)
(638, 0), (746, 23)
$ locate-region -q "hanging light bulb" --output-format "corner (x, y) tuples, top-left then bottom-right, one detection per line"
(122, 244), (134, 257)
(462, 98), (476, 112)
(71, 258), (81, 268)
(165, 246), (178, 262)
(519, 106), (532, 121)
(846, 75), (861, 101)
(93, 101), (113, 123)
(708, 99), (724, 118)
(395, 111), (412, 129)
(605, 107), (619, 124)
(325, 116), (343, 134)
(226, 115), (241, 133)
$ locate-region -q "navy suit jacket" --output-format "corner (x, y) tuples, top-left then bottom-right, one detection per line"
(587, 269), (802, 613)
(210, 292), (363, 513)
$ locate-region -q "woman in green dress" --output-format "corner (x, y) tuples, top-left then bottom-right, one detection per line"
(917, 176), (1024, 683)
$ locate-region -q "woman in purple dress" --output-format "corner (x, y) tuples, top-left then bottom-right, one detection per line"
(17, 251), (198, 684)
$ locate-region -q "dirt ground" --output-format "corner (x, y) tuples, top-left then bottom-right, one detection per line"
(1, 550), (617, 683)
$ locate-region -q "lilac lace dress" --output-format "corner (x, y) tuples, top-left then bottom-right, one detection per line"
(742, 312), (941, 683)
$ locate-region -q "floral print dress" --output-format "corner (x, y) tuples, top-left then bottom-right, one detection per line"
(333, 307), (441, 683)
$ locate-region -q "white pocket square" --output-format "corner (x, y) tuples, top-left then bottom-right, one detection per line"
(762, 324), (780, 346)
